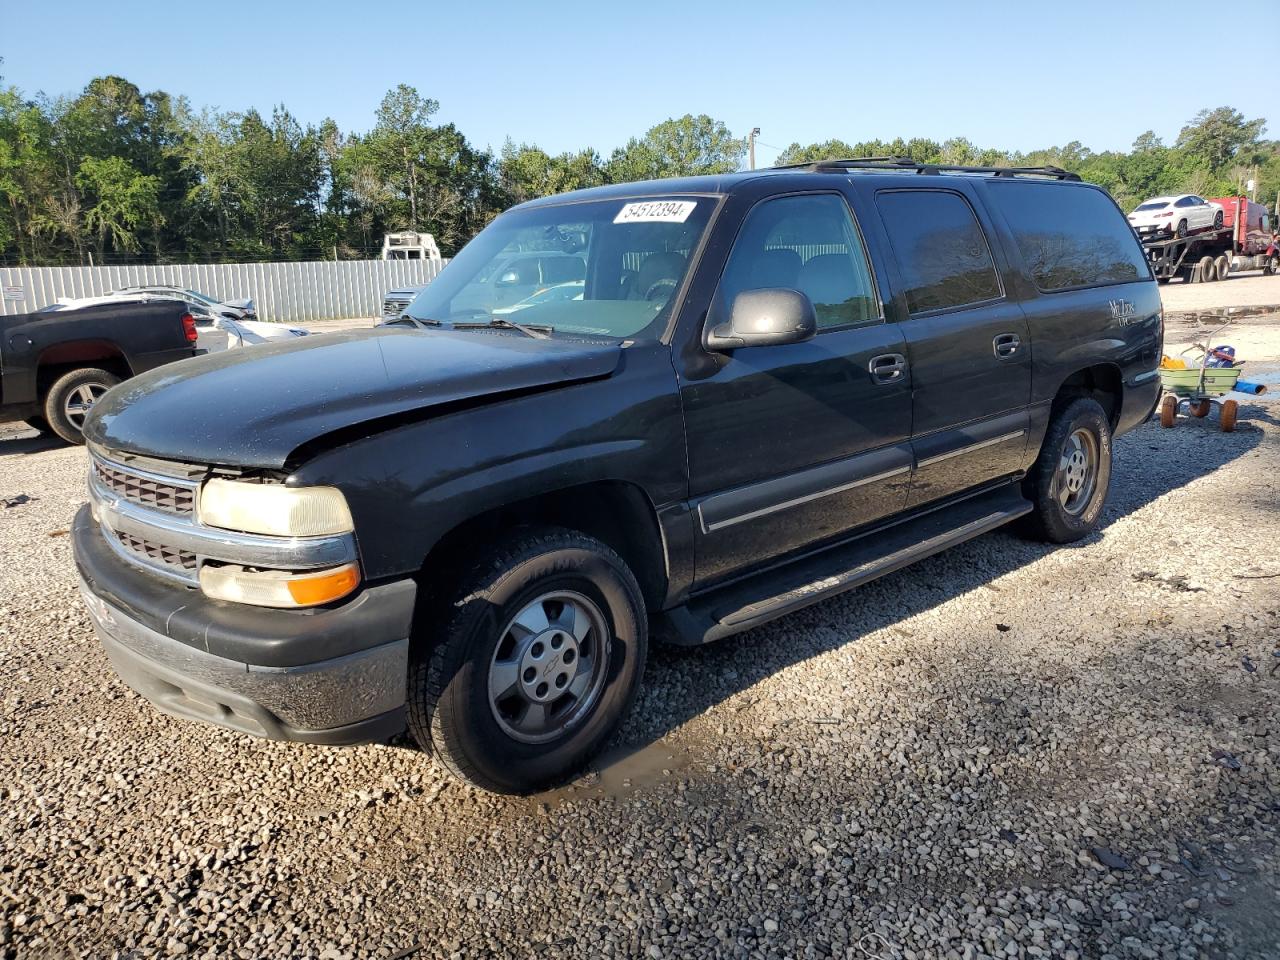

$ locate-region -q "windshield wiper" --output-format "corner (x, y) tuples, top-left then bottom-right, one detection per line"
(452, 317), (554, 340)
(381, 314), (441, 330)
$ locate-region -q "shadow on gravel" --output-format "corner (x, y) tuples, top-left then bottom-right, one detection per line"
(603, 417), (1264, 776)
(0, 431), (67, 456)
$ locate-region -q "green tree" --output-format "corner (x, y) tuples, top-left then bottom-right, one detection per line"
(607, 115), (745, 183)
(0, 85), (58, 262)
(498, 140), (604, 204)
(371, 84), (440, 229)
(1176, 107), (1266, 173)
(75, 155), (162, 256)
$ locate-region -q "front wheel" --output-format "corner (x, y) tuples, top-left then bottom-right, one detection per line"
(1023, 397), (1113, 543)
(407, 528), (647, 793)
(1213, 210), (1223, 229)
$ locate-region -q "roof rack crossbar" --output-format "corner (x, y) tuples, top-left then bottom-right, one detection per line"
(775, 158), (1081, 182)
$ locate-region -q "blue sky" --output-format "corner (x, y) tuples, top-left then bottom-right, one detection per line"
(4, 0), (1277, 166)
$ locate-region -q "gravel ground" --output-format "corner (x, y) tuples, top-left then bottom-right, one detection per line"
(2, 383), (1280, 959)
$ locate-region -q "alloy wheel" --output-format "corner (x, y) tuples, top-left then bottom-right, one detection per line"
(63, 382), (109, 429)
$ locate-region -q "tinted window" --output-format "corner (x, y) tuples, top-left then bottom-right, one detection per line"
(876, 191), (1002, 314)
(987, 181), (1151, 291)
(716, 193), (877, 329)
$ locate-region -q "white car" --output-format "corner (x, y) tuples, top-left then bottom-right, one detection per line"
(1127, 195), (1223, 240)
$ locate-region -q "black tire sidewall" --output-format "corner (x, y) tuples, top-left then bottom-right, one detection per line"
(1030, 398), (1112, 543)
(44, 368), (120, 444)
(424, 536), (646, 792)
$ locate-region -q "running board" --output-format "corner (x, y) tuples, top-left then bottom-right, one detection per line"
(661, 485), (1032, 646)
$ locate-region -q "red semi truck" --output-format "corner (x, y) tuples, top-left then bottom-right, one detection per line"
(1142, 195), (1277, 283)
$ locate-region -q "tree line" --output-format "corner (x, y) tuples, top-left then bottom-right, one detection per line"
(1, 69), (1274, 267)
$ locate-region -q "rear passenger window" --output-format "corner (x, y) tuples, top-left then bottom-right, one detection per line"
(987, 182), (1151, 291)
(716, 193), (878, 329)
(875, 191), (1002, 314)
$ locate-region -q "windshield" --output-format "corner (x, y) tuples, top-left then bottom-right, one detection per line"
(1134, 201), (1169, 212)
(405, 196), (716, 340)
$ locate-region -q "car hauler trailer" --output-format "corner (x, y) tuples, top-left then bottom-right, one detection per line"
(1142, 195), (1276, 283)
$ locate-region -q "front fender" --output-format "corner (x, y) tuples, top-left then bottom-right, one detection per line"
(290, 345), (687, 581)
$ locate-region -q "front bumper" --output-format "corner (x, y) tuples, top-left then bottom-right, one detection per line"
(74, 505), (413, 745)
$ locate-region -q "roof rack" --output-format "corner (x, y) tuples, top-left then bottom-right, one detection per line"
(774, 157), (1081, 182)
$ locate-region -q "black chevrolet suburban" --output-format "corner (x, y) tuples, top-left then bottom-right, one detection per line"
(74, 160), (1162, 793)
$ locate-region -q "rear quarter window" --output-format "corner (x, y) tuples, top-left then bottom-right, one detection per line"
(987, 182), (1151, 292)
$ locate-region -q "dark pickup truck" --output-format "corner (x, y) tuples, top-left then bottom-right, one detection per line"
(1, 300), (201, 443)
(74, 160), (1162, 793)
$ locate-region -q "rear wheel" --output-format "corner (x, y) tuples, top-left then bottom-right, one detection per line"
(1197, 255), (1216, 282)
(1220, 399), (1238, 433)
(1024, 397), (1112, 543)
(1160, 394), (1178, 427)
(1176, 219), (1188, 239)
(407, 527), (648, 794)
(1214, 255), (1230, 281)
(43, 368), (120, 444)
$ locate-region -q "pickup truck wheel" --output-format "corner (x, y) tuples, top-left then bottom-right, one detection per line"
(407, 528), (647, 794)
(44, 368), (120, 444)
(1023, 397), (1112, 544)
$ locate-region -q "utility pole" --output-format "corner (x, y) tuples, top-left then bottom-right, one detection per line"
(748, 127), (761, 171)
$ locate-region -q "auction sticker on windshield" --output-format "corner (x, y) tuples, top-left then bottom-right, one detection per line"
(614, 200), (697, 224)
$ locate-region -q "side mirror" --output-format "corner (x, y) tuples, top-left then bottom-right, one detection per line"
(704, 288), (817, 351)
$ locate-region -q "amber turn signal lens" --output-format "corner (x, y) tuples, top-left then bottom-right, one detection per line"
(199, 563), (360, 608)
(285, 564), (360, 606)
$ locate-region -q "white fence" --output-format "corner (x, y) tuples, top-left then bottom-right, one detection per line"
(0, 259), (447, 323)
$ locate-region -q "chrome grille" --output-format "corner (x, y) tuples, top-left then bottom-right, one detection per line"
(116, 531), (197, 571)
(93, 460), (196, 515)
(88, 449), (358, 588)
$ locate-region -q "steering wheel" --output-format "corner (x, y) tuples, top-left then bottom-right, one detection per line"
(644, 278), (678, 302)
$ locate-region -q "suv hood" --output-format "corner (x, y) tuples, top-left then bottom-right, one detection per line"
(84, 327), (621, 469)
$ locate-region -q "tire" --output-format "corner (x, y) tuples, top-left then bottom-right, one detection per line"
(1220, 399), (1238, 433)
(43, 368), (120, 444)
(1159, 394), (1178, 428)
(1214, 255), (1230, 282)
(1213, 210), (1223, 229)
(1176, 219), (1188, 239)
(1023, 397), (1113, 543)
(1189, 399), (1211, 418)
(1197, 255), (1216, 282)
(23, 416), (51, 435)
(407, 527), (648, 794)
(1264, 256), (1278, 277)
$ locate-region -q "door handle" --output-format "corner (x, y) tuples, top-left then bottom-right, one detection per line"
(993, 333), (1021, 359)
(868, 353), (907, 384)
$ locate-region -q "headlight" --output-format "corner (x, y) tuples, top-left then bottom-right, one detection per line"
(198, 479), (354, 537)
(200, 563), (360, 608)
